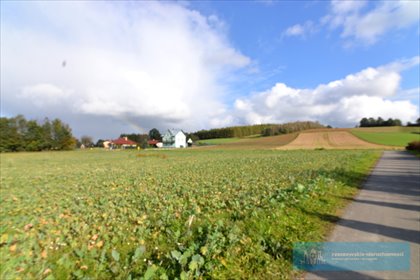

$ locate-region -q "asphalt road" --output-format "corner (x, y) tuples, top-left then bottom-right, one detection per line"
(305, 151), (420, 280)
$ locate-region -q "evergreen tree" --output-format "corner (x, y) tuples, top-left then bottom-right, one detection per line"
(148, 128), (162, 141)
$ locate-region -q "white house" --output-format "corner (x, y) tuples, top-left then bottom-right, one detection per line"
(162, 129), (187, 148)
(187, 138), (193, 147)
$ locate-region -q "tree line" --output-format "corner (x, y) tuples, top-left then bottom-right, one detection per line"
(407, 118), (420, 127)
(0, 115), (76, 152)
(192, 121), (326, 140)
(261, 121), (326, 136)
(193, 124), (275, 140)
(359, 117), (420, 127)
(359, 117), (402, 127)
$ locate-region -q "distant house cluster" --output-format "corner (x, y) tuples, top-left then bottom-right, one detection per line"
(103, 137), (137, 149)
(147, 139), (163, 148)
(103, 130), (192, 149)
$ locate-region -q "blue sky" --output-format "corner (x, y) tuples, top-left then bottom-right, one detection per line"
(1, 1), (419, 139)
(190, 1), (419, 96)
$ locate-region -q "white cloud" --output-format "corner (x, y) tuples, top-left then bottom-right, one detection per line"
(284, 24), (305, 36)
(234, 57), (419, 127)
(336, 96), (417, 123)
(283, 21), (316, 38)
(314, 67), (401, 102)
(1, 1), (250, 137)
(330, 0), (366, 14)
(393, 87), (420, 102)
(286, 0), (420, 46)
(325, 0), (420, 45)
(20, 83), (71, 107)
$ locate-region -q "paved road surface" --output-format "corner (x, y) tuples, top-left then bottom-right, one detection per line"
(305, 151), (420, 280)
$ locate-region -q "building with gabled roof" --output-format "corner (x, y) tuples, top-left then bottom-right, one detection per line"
(162, 129), (187, 148)
(110, 137), (137, 149)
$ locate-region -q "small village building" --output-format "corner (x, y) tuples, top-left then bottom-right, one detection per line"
(162, 129), (187, 148)
(103, 140), (111, 149)
(147, 139), (163, 148)
(187, 138), (193, 147)
(110, 137), (137, 149)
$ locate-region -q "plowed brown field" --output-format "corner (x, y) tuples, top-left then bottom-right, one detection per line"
(277, 131), (393, 150)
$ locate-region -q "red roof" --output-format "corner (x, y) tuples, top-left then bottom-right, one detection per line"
(111, 138), (137, 145)
(148, 139), (159, 145)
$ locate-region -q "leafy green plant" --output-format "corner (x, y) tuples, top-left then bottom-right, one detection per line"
(0, 149), (380, 279)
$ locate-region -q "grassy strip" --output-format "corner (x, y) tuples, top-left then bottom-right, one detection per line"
(1, 149), (381, 279)
(196, 138), (242, 145)
(351, 130), (419, 146)
(351, 126), (420, 133)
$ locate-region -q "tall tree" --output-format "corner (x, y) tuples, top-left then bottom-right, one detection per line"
(96, 139), (105, 147)
(0, 117), (23, 152)
(80, 136), (94, 147)
(41, 118), (53, 150)
(377, 117), (384, 126)
(24, 120), (44, 151)
(148, 128), (162, 141)
(393, 119), (402, 126)
(51, 119), (76, 150)
(360, 118), (369, 127)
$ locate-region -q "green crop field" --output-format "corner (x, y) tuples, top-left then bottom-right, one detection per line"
(196, 138), (242, 145)
(1, 149), (380, 279)
(351, 127), (420, 146)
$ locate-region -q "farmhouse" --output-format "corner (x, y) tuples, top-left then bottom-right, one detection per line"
(110, 137), (137, 149)
(162, 129), (187, 148)
(147, 139), (163, 148)
(103, 140), (112, 149)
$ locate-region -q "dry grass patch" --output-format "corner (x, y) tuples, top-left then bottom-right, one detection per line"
(213, 133), (298, 149)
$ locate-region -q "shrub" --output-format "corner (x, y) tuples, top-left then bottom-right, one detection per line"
(405, 141), (420, 151)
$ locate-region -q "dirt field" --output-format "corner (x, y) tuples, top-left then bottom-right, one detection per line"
(278, 131), (394, 150)
(201, 133), (298, 150)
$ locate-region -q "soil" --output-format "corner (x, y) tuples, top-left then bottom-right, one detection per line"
(277, 131), (394, 150)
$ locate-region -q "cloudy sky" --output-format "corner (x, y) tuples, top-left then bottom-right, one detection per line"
(1, 1), (419, 139)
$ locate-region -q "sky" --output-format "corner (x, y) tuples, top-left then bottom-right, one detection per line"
(1, 0), (419, 139)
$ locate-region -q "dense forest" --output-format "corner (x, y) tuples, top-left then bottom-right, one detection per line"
(193, 121), (325, 140)
(359, 117), (402, 127)
(0, 115), (76, 152)
(261, 121), (325, 136)
(193, 124), (272, 139)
